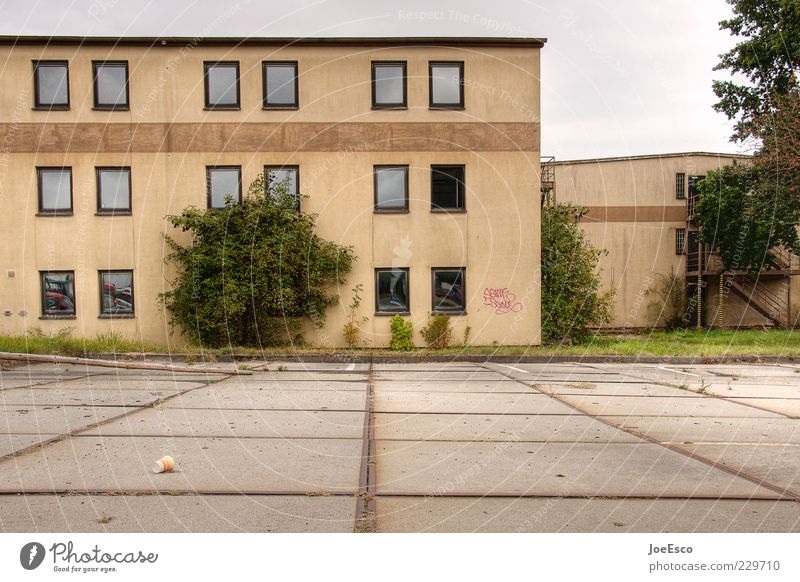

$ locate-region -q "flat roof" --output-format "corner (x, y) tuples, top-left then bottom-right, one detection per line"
(553, 152), (751, 165)
(0, 36), (546, 48)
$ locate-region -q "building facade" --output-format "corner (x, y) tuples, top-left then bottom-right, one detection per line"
(553, 152), (800, 329)
(0, 36), (544, 348)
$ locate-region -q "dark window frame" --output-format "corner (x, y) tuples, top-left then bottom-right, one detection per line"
(92, 60), (130, 111)
(373, 165), (409, 213)
(98, 269), (135, 318)
(262, 61), (299, 109)
(203, 61), (241, 110)
(95, 166), (132, 215)
(431, 267), (467, 314)
(40, 270), (76, 318)
(265, 165), (300, 209)
(36, 167), (73, 216)
(675, 172), (686, 200)
(32, 60), (70, 110)
(206, 166), (242, 209)
(430, 164), (466, 212)
(371, 61), (407, 109)
(375, 267), (410, 315)
(429, 61), (465, 109)
(675, 228), (686, 256)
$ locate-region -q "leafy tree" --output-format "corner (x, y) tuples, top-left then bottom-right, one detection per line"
(713, 0), (800, 141)
(161, 174), (355, 347)
(541, 203), (614, 343)
(694, 161), (800, 273)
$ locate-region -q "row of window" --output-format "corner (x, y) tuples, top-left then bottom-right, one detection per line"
(32, 59), (465, 111)
(37, 267), (465, 318)
(41, 271), (133, 318)
(35, 164), (467, 214)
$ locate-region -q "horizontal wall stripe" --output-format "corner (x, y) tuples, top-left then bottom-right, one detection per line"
(583, 205), (687, 223)
(0, 122), (539, 153)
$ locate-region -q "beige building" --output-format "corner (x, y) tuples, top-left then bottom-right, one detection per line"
(0, 36), (544, 348)
(552, 152), (800, 329)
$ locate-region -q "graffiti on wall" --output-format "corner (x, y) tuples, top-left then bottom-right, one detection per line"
(480, 287), (523, 315)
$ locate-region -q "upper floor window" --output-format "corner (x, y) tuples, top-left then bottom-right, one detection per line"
(37, 167), (72, 215)
(675, 173), (686, 199)
(33, 60), (69, 109)
(429, 62), (464, 109)
(374, 165), (409, 212)
(263, 61), (298, 109)
(93, 61), (129, 110)
(207, 166), (242, 208)
(41, 271), (76, 317)
(431, 165), (465, 211)
(372, 61), (406, 109)
(96, 167), (131, 214)
(266, 165), (299, 206)
(204, 62), (240, 109)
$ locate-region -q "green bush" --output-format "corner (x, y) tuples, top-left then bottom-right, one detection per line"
(420, 314), (453, 349)
(541, 202), (615, 343)
(161, 173), (355, 347)
(646, 268), (689, 330)
(389, 315), (414, 351)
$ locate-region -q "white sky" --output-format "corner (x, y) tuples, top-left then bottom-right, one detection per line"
(0, 0), (745, 160)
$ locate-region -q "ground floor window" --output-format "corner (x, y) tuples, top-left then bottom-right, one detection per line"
(41, 271), (75, 316)
(432, 268), (466, 313)
(99, 270), (134, 316)
(675, 228), (685, 255)
(375, 268), (409, 313)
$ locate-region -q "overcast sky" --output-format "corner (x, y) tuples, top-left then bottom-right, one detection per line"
(0, 0), (744, 160)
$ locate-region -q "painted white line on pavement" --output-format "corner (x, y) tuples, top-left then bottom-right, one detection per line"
(655, 366), (701, 377)
(346, 363), (356, 371)
(499, 364), (528, 374)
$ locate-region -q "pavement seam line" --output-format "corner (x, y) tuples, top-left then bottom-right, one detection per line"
(480, 363), (800, 503)
(355, 358), (377, 533)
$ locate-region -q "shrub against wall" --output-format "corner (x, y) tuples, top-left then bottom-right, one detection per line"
(541, 203), (614, 343)
(161, 175), (355, 347)
(646, 268), (689, 330)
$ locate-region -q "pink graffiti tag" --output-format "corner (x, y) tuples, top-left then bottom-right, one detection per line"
(480, 287), (523, 315)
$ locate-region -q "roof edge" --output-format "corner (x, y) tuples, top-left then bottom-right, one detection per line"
(552, 151), (751, 165)
(0, 35), (547, 48)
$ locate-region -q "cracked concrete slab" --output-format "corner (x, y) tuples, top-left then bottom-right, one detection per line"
(0, 494), (357, 532)
(555, 394), (782, 417)
(375, 441), (780, 498)
(0, 387), (186, 407)
(373, 413), (639, 443)
(375, 497), (800, 532)
(0, 436), (363, 493)
(374, 392), (579, 415)
(163, 387), (365, 411)
(82, 409), (365, 439)
(0, 433), (60, 457)
(0, 405), (133, 433)
(601, 416), (800, 445)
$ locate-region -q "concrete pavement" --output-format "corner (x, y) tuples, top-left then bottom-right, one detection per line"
(0, 359), (799, 532)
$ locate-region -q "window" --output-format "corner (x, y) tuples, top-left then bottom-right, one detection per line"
(41, 271), (75, 317)
(37, 167), (72, 215)
(431, 165), (465, 211)
(93, 61), (129, 110)
(372, 61), (406, 108)
(432, 268), (466, 313)
(675, 228), (686, 256)
(263, 61), (298, 109)
(96, 167), (131, 214)
(675, 172), (686, 199)
(429, 61), (464, 109)
(265, 165), (299, 205)
(204, 62), (240, 109)
(206, 166), (242, 208)
(375, 268), (409, 314)
(33, 60), (69, 109)
(99, 270), (134, 317)
(374, 165), (408, 212)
